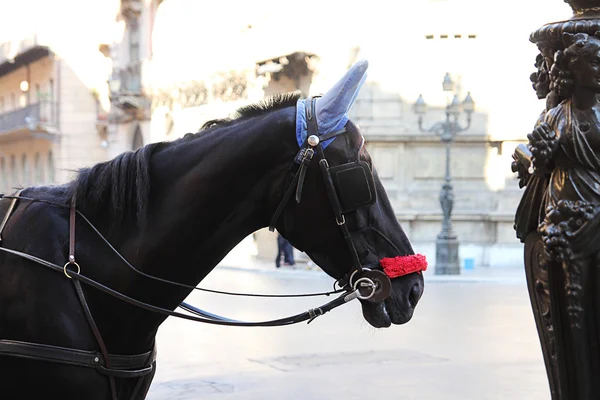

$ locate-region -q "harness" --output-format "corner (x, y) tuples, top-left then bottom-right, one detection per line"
(269, 96), (392, 301)
(0, 97), (398, 398)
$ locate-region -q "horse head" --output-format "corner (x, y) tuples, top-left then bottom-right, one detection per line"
(271, 60), (425, 328)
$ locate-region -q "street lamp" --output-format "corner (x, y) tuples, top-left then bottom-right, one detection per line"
(107, 73), (121, 99)
(413, 73), (475, 275)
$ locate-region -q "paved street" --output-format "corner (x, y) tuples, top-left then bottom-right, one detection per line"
(146, 266), (549, 400)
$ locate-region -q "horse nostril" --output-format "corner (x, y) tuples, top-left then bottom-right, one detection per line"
(408, 284), (421, 307)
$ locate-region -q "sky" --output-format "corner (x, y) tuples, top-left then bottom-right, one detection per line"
(0, 0), (575, 140)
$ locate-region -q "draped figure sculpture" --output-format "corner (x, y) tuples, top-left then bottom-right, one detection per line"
(513, 31), (600, 399)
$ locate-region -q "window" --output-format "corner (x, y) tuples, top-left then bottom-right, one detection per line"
(10, 155), (16, 187)
(49, 79), (54, 102)
(424, 34), (477, 40)
(0, 96), (4, 113)
(22, 154), (29, 185)
(129, 20), (140, 63)
(35, 83), (41, 101)
(35, 153), (43, 184)
(0, 156), (5, 192)
(132, 126), (143, 150)
(48, 151), (54, 183)
(10, 93), (15, 110)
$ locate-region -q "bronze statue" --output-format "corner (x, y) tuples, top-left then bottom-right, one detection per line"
(513, 3), (600, 397)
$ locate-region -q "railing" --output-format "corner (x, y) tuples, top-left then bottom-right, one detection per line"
(0, 35), (39, 65)
(118, 63), (142, 95)
(0, 101), (57, 133)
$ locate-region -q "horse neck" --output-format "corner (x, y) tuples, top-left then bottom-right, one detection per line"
(106, 108), (297, 340)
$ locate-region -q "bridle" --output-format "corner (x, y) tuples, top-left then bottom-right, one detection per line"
(268, 96), (392, 302)
(0, 97), (394, 399)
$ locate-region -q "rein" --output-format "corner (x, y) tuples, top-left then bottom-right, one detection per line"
(0, 194), (359, 326)
(0, 194), (345, 297)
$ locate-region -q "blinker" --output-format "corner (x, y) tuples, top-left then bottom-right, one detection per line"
(329, 161), (376, 213)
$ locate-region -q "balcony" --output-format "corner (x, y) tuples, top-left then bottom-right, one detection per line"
(118, 63), (142, 95)
(0, 101), (58, 139)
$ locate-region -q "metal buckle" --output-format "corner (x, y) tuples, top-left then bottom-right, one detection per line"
(303, 148), (314, 161)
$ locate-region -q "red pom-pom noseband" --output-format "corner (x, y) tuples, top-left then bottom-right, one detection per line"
(380, 254), (428, 278)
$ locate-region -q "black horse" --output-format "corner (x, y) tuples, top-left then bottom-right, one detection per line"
(0, 61), (424, 399)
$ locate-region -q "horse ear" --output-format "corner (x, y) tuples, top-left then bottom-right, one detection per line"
(315, 60), (368, 134)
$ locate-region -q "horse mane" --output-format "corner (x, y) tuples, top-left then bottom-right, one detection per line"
(201, 91), (301, 130)
(68, 91), (302, 230)
(67, 143), (167, 230)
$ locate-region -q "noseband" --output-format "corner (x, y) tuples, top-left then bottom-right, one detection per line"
(268, 96), (392, 302)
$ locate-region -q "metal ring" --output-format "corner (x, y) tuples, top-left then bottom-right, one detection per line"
(63, 261), (80, 279)
(348, 267), (371, 290)
(336, 215), (345, 226)
(354, 277), (376, 300)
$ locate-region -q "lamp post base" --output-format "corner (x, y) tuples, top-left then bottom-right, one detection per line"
(435, 237), (460, 275)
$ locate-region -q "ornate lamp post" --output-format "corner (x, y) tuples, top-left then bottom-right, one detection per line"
(413, 73), (475, 275)
(511, 1), (600, 398)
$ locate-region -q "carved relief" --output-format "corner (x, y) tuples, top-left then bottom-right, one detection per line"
(513, 4), (600, 396)
(152, 71), (249, 112)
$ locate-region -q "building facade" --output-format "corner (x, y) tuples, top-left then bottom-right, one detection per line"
(100, 0), (161, 159)
(0, 35), (110, 193)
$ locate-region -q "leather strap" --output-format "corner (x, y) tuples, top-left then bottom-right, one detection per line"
(319, 127), (347, 142)
(306, 97), (376, 289)
(2, 195), (345, 298)
(268, 166), (302, 232)
(306, 97), (319, 139)
(0, 339), (156, 376)
(318, 157), (345, 223)
(0, 245), (357, 327)
(73, 277), (118, 400)
(180, 290), (357, 324)
(295, 148), (314, 203)
(96, 364), (154, 378)
(69, 196), (76, 263)
(69, 196), (117, 399)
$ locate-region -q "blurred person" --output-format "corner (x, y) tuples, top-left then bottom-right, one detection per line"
(275, 233), (295, 268)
